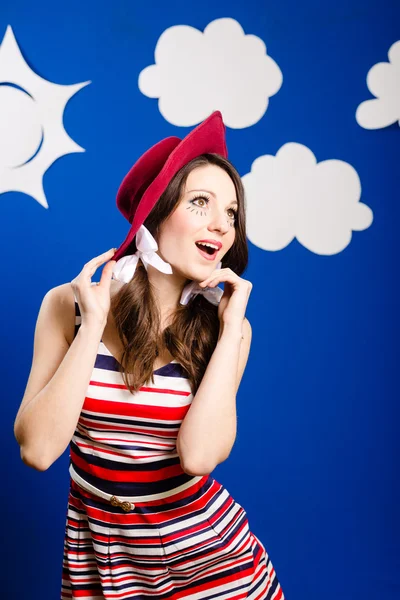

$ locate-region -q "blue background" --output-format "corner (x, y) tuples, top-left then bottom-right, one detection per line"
(1, 1), (399, 598)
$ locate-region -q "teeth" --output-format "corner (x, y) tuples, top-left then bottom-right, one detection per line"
(196, 242), (219, 251)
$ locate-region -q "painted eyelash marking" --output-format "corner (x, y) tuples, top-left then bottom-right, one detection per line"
(186, 206), (206, 216)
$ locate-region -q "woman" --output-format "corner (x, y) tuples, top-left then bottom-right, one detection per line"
(14, 111), (285, 599)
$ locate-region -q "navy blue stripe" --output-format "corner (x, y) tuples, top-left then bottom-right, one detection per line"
(94, 352), (186, 377)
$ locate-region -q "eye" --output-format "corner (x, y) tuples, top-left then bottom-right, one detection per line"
(190, 194), (210, 208)
(189, 194), (238, 222)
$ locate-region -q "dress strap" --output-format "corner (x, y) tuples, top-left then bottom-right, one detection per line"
(73, 297), (81, 340)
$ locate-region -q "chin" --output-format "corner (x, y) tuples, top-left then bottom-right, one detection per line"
(177, 253), (221, 281)
(190, 266), (217, 282)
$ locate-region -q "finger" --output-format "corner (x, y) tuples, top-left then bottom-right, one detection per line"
(99, 260), (116, 288)
(85, 248), (117, 270)
(200, 273), (238, 287)
(82, 249), (117, 279)
(199, 275), (220, 287)
(199, 267), (228, 284)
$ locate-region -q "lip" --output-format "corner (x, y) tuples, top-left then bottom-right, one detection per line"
(195, 245), (218, 261)
(195, 239), (222, 250)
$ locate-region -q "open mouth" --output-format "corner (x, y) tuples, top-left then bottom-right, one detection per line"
(195, 242), (219, 260)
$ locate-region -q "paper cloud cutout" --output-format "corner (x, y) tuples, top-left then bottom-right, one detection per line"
(356, 39), (400, 129)
(138, 17), (282, 128)
(0, 25), (91, 208)
(242, 143), (373, 256)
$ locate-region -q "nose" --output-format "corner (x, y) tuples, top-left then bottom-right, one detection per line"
(207, 206), (231, 234)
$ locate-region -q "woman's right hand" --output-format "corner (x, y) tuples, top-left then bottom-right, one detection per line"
(71, 248), (117, 329)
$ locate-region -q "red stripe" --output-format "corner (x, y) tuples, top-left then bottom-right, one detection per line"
(70, 449), (185, 482)
(82, 396), (190, 417)
(77, 420), (180, 439)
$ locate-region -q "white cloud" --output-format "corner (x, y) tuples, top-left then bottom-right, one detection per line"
(0, 25), (90, 208)
(138, 17), (282, 128)
(356, 39), (400, 129)
(242, 143), (373, 256)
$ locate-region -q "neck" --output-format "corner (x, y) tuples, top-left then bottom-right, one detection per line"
(146, 264), (190, 315)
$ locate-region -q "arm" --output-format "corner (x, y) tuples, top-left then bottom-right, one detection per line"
(176, 317), (252, 476)
(14, 284), (106, 471)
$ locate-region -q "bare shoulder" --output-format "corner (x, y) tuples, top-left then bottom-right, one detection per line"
(48, 282), (77, 346)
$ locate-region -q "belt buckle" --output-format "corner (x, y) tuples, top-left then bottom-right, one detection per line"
(110, 495), (133, 512)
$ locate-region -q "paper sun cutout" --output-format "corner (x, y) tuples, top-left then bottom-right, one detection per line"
(0, 25), (90, 208)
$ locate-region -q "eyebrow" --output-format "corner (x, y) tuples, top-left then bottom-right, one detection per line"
(186, 189), (238, 207)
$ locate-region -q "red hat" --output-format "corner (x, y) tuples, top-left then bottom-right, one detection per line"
(113, 110), (228, 262)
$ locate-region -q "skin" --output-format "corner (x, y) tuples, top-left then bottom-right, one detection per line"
(146, 164), (238, 321)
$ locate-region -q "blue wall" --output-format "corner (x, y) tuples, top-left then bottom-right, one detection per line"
(1, 1), (398, 598)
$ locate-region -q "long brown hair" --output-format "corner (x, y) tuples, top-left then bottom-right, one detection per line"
(110, 153), (248, 395)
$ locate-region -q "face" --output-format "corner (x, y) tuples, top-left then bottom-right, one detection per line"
(157, 164), (238, 281)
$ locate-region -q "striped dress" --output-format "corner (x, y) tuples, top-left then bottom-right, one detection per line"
(61, 294), (285, 600)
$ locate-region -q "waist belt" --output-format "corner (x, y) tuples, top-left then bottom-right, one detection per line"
(69, 464), (204, 512)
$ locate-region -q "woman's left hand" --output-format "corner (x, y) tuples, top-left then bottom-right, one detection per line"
(199, 268), (253, 330)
